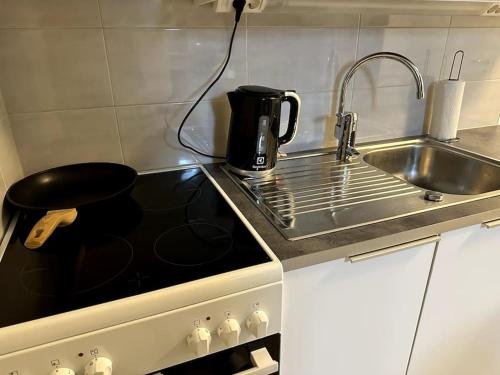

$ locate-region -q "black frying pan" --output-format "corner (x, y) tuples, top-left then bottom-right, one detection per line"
(6, 162), (137, 249)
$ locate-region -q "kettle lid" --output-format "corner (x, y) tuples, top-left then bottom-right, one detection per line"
(236, 85), (282, 98)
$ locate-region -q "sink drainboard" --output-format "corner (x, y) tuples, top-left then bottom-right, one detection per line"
(247, 159), (420, 219)
(221, 152), (432, 240)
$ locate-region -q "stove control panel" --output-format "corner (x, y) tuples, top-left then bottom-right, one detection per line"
(0, 283), (281, 375)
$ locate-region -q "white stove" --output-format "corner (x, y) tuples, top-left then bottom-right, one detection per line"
(0, 167), (283, 375)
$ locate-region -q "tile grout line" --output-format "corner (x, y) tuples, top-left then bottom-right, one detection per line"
(4, 24), (500, 31)
(2, 90), (363, 116)
(245, 15), (249, 85)
(348, 14), (362, 110)
(97, 0), (126, 164)
(438, 20), (453, 81)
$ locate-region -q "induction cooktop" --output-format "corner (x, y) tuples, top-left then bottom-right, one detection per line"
(0, 167), (271, 328)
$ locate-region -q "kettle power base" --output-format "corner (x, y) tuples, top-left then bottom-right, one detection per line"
(225, 163), (276, 178)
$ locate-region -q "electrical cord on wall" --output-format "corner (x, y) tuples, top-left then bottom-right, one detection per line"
(177, 0), (246, 159)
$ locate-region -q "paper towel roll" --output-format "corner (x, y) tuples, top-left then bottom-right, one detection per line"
(429, 80), (465, 141)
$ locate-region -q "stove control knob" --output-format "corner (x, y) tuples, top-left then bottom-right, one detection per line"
(187, 327), (212, 357)
(50, 369), (75, 375)
(217, 318), (241, 347)
(84, 357), (113, 375)
(246, 310), (269, 338)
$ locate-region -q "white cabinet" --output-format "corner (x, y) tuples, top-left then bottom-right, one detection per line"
(280, 241), (436, 375)
(408, 222), (500, 375)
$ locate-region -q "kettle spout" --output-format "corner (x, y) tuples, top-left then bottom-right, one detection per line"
(227, 91), (238, 109)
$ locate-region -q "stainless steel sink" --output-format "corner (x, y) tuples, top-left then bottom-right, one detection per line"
(222, 137), (500, 240)
(363, 143), (500, 195)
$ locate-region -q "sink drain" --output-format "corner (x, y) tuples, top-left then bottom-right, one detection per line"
(424, 190), (444, 202)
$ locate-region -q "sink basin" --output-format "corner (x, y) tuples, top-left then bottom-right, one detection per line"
(363, 143), (500, 195)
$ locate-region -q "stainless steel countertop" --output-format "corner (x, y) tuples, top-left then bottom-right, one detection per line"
(205, 125), (500, 271)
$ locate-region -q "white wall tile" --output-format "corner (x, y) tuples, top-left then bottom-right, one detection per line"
(280, 91), (349, 153)
(361, 15), (450, 28)
(100, 0), (234, 28)
(351, 85), (427, 142)
(247, 28), (358, 93)
(9, 108), (123, 174)
(451, 16), (500, 28)
(0, 0), (101, 28)
(442, 28), (500, 81)
(104, 28), (247, 106)
(0, 113), (23, 186)
(355, 28), (448, 89)
(0, 89), (22, 240)
(117, 100), (230, 171)
(458, 80), (500, 129)
(247, 13), (358, 28)
(0, 29), (113, 113)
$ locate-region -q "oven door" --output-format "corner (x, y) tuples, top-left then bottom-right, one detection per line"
(149, 334), (280, 375)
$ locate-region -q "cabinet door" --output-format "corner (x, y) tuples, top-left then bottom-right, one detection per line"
(280, 242), (436, 375)
(408, 223), (500, 375)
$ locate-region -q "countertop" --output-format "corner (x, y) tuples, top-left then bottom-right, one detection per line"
(206, 125), (500, 271)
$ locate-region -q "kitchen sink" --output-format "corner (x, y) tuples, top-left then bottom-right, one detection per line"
(222, 137), (500, 240)
(363, 143), (500, 195)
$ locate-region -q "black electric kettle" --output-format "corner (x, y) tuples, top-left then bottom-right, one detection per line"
(225, 85), (301, 177)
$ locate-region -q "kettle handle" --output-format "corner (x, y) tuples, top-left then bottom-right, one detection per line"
(278, 91), (301, 146)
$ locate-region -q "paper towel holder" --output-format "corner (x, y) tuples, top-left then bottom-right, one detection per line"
(449, 50), (464, 81)
(428, 50), (465, 143)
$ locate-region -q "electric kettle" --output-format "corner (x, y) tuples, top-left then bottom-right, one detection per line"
(226, 85), (301, 177)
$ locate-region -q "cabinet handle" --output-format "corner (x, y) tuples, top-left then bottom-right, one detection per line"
(233, 348), (279, 375)
(482, 219), (500, 229)
(346, 235), (440, 263)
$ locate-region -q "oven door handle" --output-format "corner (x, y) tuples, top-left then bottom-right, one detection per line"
(233, 347), (279, 375)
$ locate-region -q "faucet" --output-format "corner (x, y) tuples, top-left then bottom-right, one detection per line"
(335, 52), (425, 162)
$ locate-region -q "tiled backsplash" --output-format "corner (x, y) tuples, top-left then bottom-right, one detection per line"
(0, 89), (23, 239)
(0, 0), (500, 174)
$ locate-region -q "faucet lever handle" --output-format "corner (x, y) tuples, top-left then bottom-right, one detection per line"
(335, 112), (358, 161)
(335, 112), (357, 138)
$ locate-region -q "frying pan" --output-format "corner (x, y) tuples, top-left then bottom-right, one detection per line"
(6, 162), (137, 249)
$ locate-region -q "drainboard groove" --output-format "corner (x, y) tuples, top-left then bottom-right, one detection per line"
(276, 186), (417, 214)
(254, 169), (379, 192)
(251, 165), (369, 188)
(258, 174), (392, 197)
(281, 190), (421, 218)
(268, 181), (409, 206)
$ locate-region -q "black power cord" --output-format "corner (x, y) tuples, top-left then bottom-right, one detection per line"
(177, 0), (247, 159)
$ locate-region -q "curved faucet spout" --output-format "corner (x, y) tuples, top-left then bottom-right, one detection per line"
(335, 52), (425, 161)
(339, 52), (425, 114)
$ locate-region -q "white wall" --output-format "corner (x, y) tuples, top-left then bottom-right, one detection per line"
(0, 0), (499, 174)
(0, 89), (23, 240)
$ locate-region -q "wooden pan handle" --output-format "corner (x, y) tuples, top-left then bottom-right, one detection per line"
(24, 208), (78, 249)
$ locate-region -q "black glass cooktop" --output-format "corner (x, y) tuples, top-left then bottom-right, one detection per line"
(0, 167), (271, 328)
